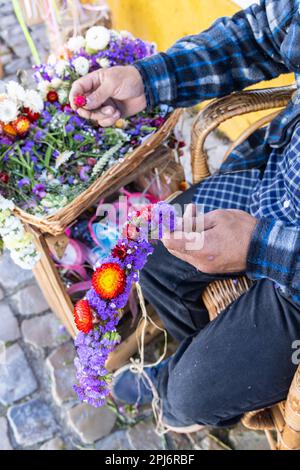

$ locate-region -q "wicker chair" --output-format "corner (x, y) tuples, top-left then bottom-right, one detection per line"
(191, 84), (300, 450)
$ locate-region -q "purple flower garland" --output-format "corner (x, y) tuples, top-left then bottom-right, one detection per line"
(73, 202), (176, 407)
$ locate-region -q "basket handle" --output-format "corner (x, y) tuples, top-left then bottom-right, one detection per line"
(191, 85), (296, 184)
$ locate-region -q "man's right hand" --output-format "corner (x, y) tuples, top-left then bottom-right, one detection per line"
(69, 65), (147, 127)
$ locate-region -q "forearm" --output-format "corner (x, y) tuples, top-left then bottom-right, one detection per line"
(135, 0), (295, 108)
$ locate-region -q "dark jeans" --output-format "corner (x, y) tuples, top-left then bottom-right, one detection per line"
(140, 187), (300, 427)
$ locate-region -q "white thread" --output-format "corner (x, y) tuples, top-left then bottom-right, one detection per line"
(129, 279), (170, 436)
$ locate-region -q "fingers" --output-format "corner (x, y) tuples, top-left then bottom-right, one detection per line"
(75, 105), (121, 127)
(162, 230), (204, 253)
(69, 70), (101, 110)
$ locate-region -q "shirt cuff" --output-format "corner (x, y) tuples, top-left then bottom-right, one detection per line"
(246, 217), (298, 292)
(134, 53), (177, 108)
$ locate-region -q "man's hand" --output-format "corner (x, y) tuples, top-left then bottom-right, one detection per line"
(162, 206), (258, 274)
(69, 65), (147, 127)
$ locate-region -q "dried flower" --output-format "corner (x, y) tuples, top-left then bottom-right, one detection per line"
(74, 95), (87, 107)
(74, 299), (93, 333)
(0, 99), (18, 124)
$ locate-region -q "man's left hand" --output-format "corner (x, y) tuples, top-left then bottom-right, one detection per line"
(162, 206), (258, 274)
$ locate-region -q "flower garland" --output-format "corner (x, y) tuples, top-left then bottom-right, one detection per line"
(0, 195), (40, 269)
(73, 202), (176, 407)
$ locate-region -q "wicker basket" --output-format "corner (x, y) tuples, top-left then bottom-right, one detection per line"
(13, 109), (182, 236)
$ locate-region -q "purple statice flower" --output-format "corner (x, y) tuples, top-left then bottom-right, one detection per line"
(86, 288), (110, 321)
(74, 134), (85, 142)
(73, 328), (121, 407)
(65, 123), (74, 133)
(35, 130), (45, 140)
(18, 178), (30, 188)
(79, 165), (90, 182)
(32, 183), (47, 199)
(0, 136), (13, 146)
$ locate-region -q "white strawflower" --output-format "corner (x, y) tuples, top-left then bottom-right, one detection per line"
(6, 81), (26, 103)
(47, 54), (57, 66)
(0, 195), (15, 212)
(23, 90), (44, 113)
(120, 30), (133, 39)
(86, 26), (110, 51)
(0, 98), (18, 124)
(55, 60), (69, 77)
(73, 56), (90, 76)
(50, 78), (63, 89)
(67, 35), (85, 53)
(58, 88), (68, 105)
(98, 57), (110, 69)
(37, 80), (51, 98)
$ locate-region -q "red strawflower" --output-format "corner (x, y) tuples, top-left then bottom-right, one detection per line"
(47, 90), (58, 103)
(0, 172), (9, 184)
(139, 205), (152, 222)
(92, 263), (126, 300)
(61, 104), (71, 112)
(23, 107), (40, 122)
(12, 116), (31, 136)
(87, 157), (97, 166)
(73, 299), (93, 334)
(122, 223), (139, 241)
(111, 244), (128, 261)
(74, 95), (87, 108)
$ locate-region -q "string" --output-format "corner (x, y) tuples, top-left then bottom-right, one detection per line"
(127, 278), (170, 436)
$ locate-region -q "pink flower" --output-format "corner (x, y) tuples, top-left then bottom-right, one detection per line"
(74, 95), (87, 108)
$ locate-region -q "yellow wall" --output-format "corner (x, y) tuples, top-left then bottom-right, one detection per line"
(108, 0), (294, 139)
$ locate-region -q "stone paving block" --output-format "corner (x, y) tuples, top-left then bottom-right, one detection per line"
(67, 403), (116, 444)
(12, 283), (48, 316)
(46, 342), (76, 405)
(8, 398), (57, 447)
(95, 430), (132, 450)
(39, 437), (65, 450)
(127, 420), (165, 450)
(0, 417), (12, 450)
(21, 313), (67, 349)
(229, 424), (269, 450)
(0, 251), (33, 290)
(0, 303), (20, 342)
(0, 343), (37, 405)
(199, 435), (229, 450)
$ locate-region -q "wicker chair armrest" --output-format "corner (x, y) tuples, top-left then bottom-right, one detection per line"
(191, 85), (296, 184)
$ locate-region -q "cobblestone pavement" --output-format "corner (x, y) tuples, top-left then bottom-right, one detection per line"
(0, 214), (269, 450)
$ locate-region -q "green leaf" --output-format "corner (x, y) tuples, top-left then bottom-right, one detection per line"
(45, 145), (53, 168)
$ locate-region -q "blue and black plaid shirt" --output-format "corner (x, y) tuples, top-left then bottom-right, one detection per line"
(135, 0), (300, 303)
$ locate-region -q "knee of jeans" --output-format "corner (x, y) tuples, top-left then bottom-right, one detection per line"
(166, 372), (224, 426)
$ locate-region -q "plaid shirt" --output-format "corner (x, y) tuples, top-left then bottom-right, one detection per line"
(135, 0), (300, 303)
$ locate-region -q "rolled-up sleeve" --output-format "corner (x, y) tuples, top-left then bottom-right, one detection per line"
(134, 0), (295, 108)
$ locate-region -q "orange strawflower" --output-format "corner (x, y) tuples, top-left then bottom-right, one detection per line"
(12, 116), (31, 136)
(3, 123), (17, 137)
(92, 263), (126, 300)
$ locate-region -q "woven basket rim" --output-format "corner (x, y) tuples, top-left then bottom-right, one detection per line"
(14, 109), (182, 236)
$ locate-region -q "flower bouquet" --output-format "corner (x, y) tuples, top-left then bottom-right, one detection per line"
(0, 26), (181, 268)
